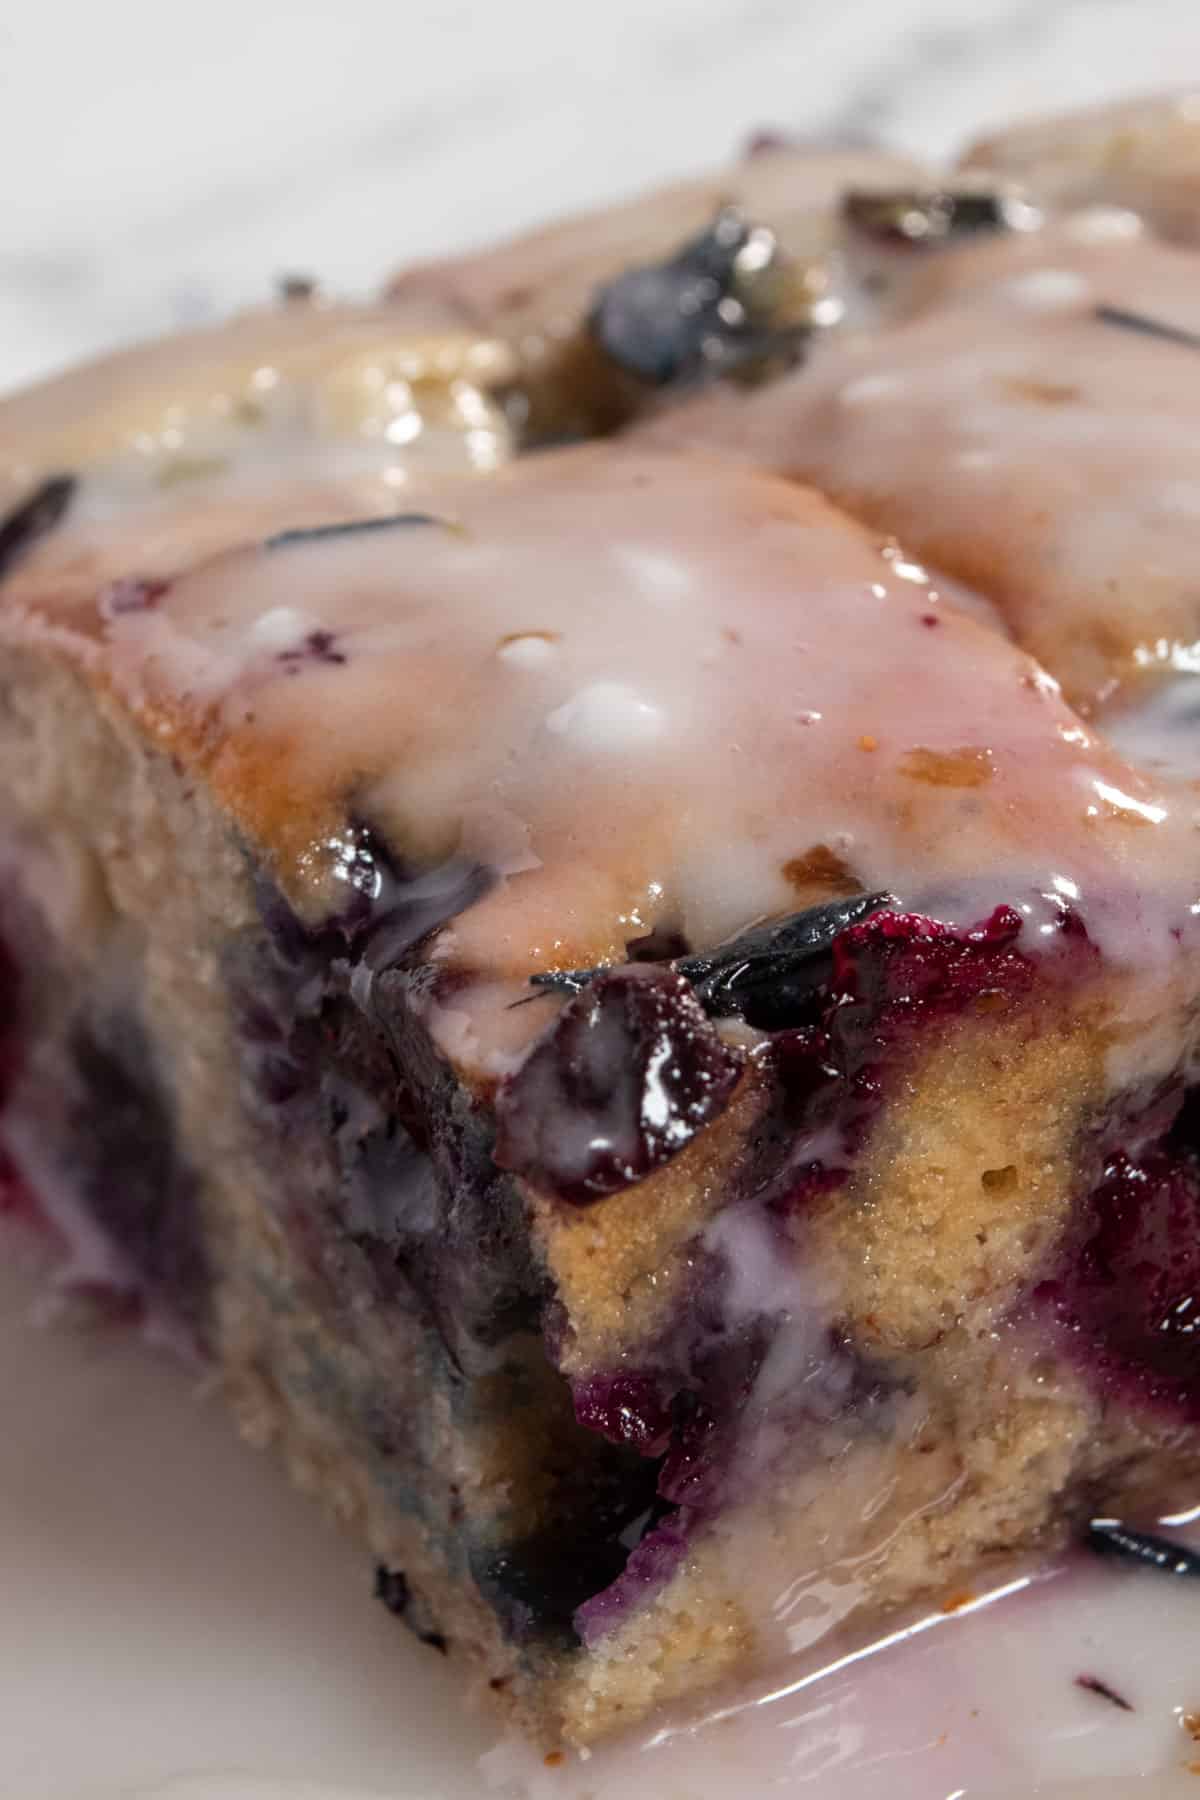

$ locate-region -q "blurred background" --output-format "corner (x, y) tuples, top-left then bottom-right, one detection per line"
(2, 0), (1199, 393)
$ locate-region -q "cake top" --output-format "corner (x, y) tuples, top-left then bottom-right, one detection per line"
(644, 222), (1200, 716)
(962, 87), (1200, 244)
(0, 294), (517, 618)
(5, 442), (1198, 1078)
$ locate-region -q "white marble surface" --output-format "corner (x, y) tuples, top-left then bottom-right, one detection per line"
(2, 0), (1200, 396)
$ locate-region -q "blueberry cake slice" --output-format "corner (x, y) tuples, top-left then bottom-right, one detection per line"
(5, 94), (1200, 1755)
(5, 402), (1200, 1745)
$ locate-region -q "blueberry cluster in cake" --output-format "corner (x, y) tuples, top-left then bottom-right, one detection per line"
(3, 88), (1200, 1750)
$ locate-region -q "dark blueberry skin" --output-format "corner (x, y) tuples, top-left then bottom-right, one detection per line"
(522, 898), (1035, 1215)
(1074, 1673), (1134, 1711)
(240, 934), (540, 1364)
(588, 207), (803, 387)
(573, 1372), (675, 1457)
(0, 473), (76, 582)
(530, 892), (894, 1032)
(67, 1015), (210, 1340)
(1094, 304), (1200, 351)
(246, 856), (674, 1654)
(1086, 1519), (1200, 1579)
(828, 903), (1034, 1074)
(374, 1567), (449, 1650)
(469, 1443), (661, 1646)
(678, 892), (893, 1028)
(278, 628), (346, 671)
(842, 187), (1027, 246)
(494, 965), (744, 1204)
(0, 911), (205, 1303)
(571, 1315), (892, 1644)
(374, 1565), (412, 1615)
(264, 513), (442, 551)
(0, 936), (19, 1109)
(1038, 1144), (1200, 1420)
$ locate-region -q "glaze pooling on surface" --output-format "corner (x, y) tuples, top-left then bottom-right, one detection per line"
(485, 1531), (1200, 1799)
(4, 1250), (1200, 1800)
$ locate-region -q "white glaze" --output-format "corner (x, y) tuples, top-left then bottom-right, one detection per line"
(486, 1546), (1200, 1798)
(648, 226), (1200, 724)
(0, 300), (517, 596)
(75, 448), (1200, 984)
(11, 441), (1193, 1086)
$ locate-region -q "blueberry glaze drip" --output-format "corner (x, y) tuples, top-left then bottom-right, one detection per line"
(495, 965), (743, 1204)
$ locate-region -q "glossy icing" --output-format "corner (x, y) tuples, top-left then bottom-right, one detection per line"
(645, 226), (1200, 715)
(6, 442), (1198, 1093)
(0, 297), (517, 617)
